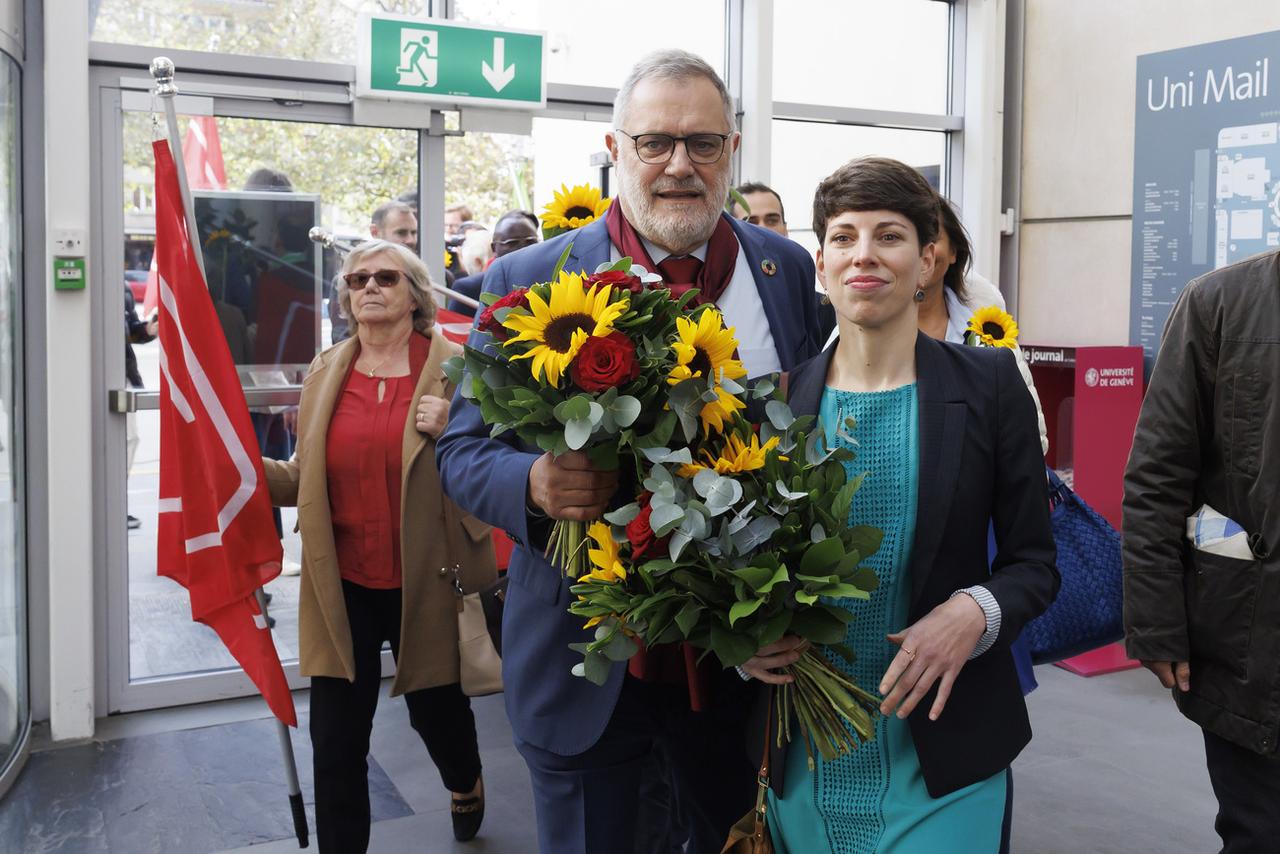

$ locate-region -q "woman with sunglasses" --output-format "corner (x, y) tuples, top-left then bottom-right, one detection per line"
(261, 239), (497, 852)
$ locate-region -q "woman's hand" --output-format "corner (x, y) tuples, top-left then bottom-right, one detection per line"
(416, 394), (450, 438)
(879, 593), (987, 721)
(741, 636), (809, 684)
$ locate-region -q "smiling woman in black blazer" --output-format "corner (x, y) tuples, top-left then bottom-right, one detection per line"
(741, 157), (1058, 854)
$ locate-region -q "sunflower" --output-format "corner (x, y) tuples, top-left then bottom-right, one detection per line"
(677, 433), (781, 478)
(541, 184), (612, 234)
(668, 310), (748, 434)
(966, 306), (1019, 348)
(580, 522), (626, 584)
(502, 271), (629, 386)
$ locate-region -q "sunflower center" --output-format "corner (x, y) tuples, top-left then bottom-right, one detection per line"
(688, 347), (713, 377)
(564, 206), (595, 220)
(982, 322), (1006, 339)
(545, 313), (596, 352)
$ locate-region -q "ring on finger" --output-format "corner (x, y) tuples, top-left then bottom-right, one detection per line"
(902, 647), (917, 661)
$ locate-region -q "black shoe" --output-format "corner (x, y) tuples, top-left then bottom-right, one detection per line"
(265, 616), (276, 630)
(127, 515), (141, 530)
(262, 592), (273, 605)
(450, 781), (484, 842)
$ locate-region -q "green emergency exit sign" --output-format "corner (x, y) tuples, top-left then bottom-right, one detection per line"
(357, 14), (546, 109)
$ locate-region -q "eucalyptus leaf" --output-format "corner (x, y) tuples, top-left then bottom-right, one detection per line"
(733, 516), (781, 552)
(564, 417), (593, 450)
(765, 399), (796, 430)
(603, 503), (641, 526)
(442, 356), (465, 386)
(775, 480), (809, 501)
(650, 503), (685, 537)
(610, 395), (642, 428)
(751, 376), (777, 399)
(810, 523), (827, 543)
(586, 401), (605, 427)
(669, 530), (692, 561)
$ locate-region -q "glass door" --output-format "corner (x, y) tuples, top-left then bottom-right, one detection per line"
(95, 64), (427, 713)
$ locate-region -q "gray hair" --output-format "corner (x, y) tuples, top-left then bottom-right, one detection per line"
(612, 49), (736, 132)
(337, 239), (437, 335)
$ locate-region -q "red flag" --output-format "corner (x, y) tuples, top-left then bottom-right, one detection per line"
(183, 115), (227, 191)
(153, 139), (297, 727)
(145, 117), (226, 316)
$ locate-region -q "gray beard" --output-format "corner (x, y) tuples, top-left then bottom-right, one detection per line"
(618, 167), (730, 256)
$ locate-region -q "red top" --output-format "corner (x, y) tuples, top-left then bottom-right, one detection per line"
(325, 334), (430, 589)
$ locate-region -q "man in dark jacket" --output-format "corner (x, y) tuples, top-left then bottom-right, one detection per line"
(1122, 249), (1280, 853)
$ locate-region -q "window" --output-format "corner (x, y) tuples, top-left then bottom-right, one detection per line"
(769, 120), (947, 253)
(772, 0), (951, 115)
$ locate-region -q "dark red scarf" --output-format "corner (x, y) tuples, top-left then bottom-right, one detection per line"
(605, 198), (740, 305)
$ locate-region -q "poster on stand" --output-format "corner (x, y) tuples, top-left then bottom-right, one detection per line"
(1131, 30), (1280, 367)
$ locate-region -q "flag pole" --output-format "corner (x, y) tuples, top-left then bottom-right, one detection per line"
(150, 56), (310, 851)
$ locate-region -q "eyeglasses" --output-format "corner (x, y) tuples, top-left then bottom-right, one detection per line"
(494, 236), (538, 250)
(342, 269), (404, 290)
(615, 130), (730, 165)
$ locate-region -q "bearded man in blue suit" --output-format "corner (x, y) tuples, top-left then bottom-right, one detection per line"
(437, 48), (822, 854)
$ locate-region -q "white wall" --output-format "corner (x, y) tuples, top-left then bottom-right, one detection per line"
(1017, 1), (1280, 346)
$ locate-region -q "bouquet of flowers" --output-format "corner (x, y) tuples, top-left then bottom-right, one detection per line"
(446, 249), (885, 763)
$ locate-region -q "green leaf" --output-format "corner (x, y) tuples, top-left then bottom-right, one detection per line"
(794, 590), (819, 605)
(789, 608), (851, 644)
(551, 242), (574, 281)
(709, 621), (758, 667)
(816, 583), (871, 600)
(799, 536), (844, 578)
(757, 564), (790, 595)
(757, 608), (793, 647)
(731, 566), (775, 591)
(729, 598), (765, 626)
(850, 566), (879, 591)
(442, 355), (466, 386)
(674, 601), (703, 637)
(847, 525), (884, 561)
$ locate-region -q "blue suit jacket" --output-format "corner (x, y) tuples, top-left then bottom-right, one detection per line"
(436, 214), (822, 755)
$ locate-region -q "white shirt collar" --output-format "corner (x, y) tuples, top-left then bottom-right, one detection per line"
(640, 235), (708, 265)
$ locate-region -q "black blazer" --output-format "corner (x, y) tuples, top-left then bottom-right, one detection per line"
(752, 332), (1059, 798)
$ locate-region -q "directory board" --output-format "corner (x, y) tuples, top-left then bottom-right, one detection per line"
(1131, 30), (1280, 364)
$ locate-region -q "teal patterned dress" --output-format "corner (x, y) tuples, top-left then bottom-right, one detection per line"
(766, 384), (1008, 853)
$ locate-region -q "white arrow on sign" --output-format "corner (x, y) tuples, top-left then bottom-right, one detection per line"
(481, 37), (516, 92)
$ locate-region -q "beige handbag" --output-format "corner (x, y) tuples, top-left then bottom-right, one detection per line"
(451, 562), (503, 697)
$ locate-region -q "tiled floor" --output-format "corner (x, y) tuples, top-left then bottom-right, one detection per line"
(0, 663), (1221, 853)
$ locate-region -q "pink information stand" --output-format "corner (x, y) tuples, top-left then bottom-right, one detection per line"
(1023, 345), (1146, 676)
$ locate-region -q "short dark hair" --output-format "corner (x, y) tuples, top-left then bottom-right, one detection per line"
(735, 182), (785, 223)
(496, 209), (538, 231)
(812, 157), (939, 247)
(243, 167), (292, 192)
(371, 200), (414, 228)
(936, 196), (972, 301)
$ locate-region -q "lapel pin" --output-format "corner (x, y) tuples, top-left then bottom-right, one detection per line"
(761, 258), (777, 277)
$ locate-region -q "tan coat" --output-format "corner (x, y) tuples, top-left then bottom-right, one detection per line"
(263, 332), (496, 696)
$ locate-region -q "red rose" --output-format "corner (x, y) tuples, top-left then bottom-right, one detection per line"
(586, 269), (644, 294)
(627, 492), (670, 561)
(477, 287), (530, 341)
(570, 331), (640, 392)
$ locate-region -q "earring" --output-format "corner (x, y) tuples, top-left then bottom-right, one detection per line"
(820, 291), (831, 306)
(914, 288), (926, 303)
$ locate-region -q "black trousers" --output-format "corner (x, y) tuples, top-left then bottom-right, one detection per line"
(518, 671), (756, 854)
(310, 580), (481, 854)
(1203, 729), (1280, 854)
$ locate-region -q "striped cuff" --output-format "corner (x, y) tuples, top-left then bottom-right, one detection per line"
(735, 665), (753, 682)
(952, 586), (1001, 659)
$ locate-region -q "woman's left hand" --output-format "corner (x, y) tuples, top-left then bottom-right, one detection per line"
(416, 394), (450, 438)
(879, 593), (987, 722)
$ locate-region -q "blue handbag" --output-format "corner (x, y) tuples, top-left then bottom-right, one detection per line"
(1023, 468), (1124, 664)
